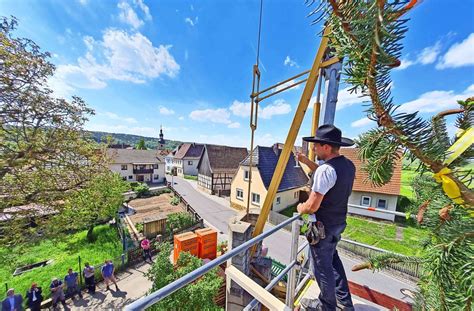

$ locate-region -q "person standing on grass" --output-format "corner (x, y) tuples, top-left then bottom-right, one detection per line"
(50, 278), (66, 309)
(2, 288), (23, 311)
(141, 237), (153, 262)
(64, 268), (83, 299)
(83, 263), (96, 294)
(101, 260), (119, 291)
(25, 283), (43, 311)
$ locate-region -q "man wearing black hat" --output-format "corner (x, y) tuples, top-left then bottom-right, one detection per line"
(297, 124), (355, 311)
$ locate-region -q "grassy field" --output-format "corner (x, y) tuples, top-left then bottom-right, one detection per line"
(278, 205), (427, 257)
(400, 168), (417, 199)
(0, 224), (123, 300)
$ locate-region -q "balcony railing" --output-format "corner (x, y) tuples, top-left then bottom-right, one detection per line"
(133, 168), (153, 174)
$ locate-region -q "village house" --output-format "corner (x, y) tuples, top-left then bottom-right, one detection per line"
(230, 144), (308, 212)
(173, 143), (205, 176)
(197, 144), (248, 196)
(165, 145), (181, 174)
(107, 149), (166, 183)
(340, 148), (402, 221)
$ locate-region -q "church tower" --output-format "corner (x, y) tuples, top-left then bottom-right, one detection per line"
(158, 125), (166, 150)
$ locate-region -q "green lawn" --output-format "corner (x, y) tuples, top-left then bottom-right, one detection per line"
(278, 205), (427, 257)
(344, 216), (427, 257)
(400, 168), (417, 199)
(184, 175), (198, 181)
(0, 224), (123, 300)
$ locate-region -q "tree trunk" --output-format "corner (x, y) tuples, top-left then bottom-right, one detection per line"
(87, 225), (95, 242)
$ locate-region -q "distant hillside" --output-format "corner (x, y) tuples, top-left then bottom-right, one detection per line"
(88, 131), (183, 150)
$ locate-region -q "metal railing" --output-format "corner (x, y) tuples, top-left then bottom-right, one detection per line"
(125, 213), (304, 311)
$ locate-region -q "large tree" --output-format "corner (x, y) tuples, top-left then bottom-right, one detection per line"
(0, 17), (108, 244)
(56, 172), (128, 241)
(310, 1), (473, 309)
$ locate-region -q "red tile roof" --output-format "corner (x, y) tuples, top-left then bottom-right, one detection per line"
(340, 148), (402, 196)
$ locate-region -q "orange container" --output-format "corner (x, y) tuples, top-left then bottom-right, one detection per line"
(195, 228), (217, 259)
(173, 232), (198, 264)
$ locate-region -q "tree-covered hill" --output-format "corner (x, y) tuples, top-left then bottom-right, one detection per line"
(88, 131), (183, 150)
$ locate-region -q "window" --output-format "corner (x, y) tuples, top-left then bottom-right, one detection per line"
(121, 164), (128, 170)
(276, 197), (281, 205)
(128, 175), (133, 180)
(361, 196), (372, 207)
(251, 193), (260, 206)
(294, 191), (299, 199)
(188, 161), (193, 165)
(154, 174), (159, 179)
(377, 199), (387, 209)
(153, 164), (159, 169)
(244, 170), (249, 181)
(236, 188), (243, 201)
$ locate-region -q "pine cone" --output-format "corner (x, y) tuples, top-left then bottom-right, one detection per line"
(417, 200), (430, 224)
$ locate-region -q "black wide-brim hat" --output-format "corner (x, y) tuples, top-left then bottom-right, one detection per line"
(302, 124), (355, 147)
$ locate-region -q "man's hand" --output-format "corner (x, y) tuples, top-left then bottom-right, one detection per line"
(297, 203), (306, 215)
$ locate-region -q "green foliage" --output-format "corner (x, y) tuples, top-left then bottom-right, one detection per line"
(131, 182), (150, 197)
(135, 223), (144, 233)
(55, 172), (127, 241)
(89, 131), (183, 151)
(184, 175), (198, 181)
(146, 242), (223, 311)
(136, 138), (147, 150)
(0, 16), (108, 245)
(170, 196), (180, 206)
(0, 224), (122, 301)
(166, 212), (194, 234)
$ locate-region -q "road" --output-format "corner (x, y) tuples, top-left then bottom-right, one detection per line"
(169, 175), (416, 302)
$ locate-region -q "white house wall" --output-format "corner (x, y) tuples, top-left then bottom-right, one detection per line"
(272, 187), (306, 213)
(348, 191), (397, 221)
(182, 157), (200, 176)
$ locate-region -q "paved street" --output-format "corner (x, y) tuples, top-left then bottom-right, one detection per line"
(170, 175), (416, 303)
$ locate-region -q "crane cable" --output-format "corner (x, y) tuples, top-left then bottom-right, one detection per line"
(246, 0), (263, 217)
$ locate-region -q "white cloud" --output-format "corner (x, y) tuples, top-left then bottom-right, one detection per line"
(284, 56), (298, 67)
(190, 4), (194, 11)
(396, 41), (442, 70)
(436, 33), (474, 69)
(229, 99), (292, 119)
(336, 87), (369, 110)
(273, 79), (301, 92)
(50, 29), (179, 96)
(229, 100), (251, 117)
(102, 111), (138, 124)
(417, 42), (441, 65)
(260, 99), (291, 119)
(189, 108), (231, 124)
(396, 58), (415, 70)
(399, 84), (474, 113)
(117, 0), (152, 29)
(195, 133), (280, 148)
(351, 117), (374, 128)
(118, 1), (144, 29)
(178, 116), (185, 121)
(159, 106), (175, 115)
(134, 0), (152, 20)
(185, 17), (198, 27)
(78, 0), (88, 5)
(228, 122), (240, 129)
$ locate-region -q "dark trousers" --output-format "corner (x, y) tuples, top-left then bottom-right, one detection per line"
(67, 284), (83, 299)
(29, 301), (42, 311)
(143, 249), (152, 261)
(309, 223), (354, 311)
(85, 275), (96, 293)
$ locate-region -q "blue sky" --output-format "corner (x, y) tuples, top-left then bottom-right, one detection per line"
(1, 0), (473, 147)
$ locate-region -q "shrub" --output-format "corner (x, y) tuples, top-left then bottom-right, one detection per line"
(170, 196), (180, 206)
(166, 212), (194, 234)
